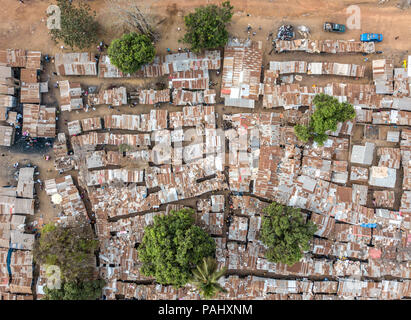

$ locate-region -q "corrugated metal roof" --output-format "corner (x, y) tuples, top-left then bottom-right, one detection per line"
(88, 87), (127, 106)
(22, 104), (56, 138)
(54, 52), (97, 76)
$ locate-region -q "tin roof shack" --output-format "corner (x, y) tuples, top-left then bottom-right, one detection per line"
(81, 117), (102, 132)
(203, 89), (217, 104)
(400, 191), (411, 216)
(0, 125), (15, 146)
(71, 132), (151, 150)
(22, 104), (56, 138)
(10, 230), (34, 251)
(88, 87), (127, 106)
(138, 89), (170, 104)
(369, 166), (397, 188)
(104, 110), (168, 132)
(350, 166), (369, 182)
(261, 70), (279, 109)
(83, 169), (144, 187)
(196, 198), (224, 236)
(269, 61), (307, 74)
(350, 142), (375, 165)
(0, 49), (26, 67)
(377, 147), (401, 169)
(20, 83), (40, 104)
(231, 195), (269, 216)
(372, 59), (394, 94)
(0, 65), (17, 95)
(20, 68), (38, 85)
(172, 89), (205, 106)
(308, 62), (365, 77)
(355, 108), (373, 123)
(274, 39), (375, 54)
(310, 213), (335, 238)
(169, 69), (209, 90)
(169, 105), (216, 129)
(53, 133), (75, 172)
(54, 52), (97, 76)
(25, 51), (41, 70)
(59, 80), (83, 112)
(387, 130), (400, 142)
(6, 111), (17, 127)
(0, 196), (34, 215)
(404, 161), (411, 191)
(89, 185), (161, 219)
(221, 39), (263, 108)
(16, 168), (34, 199)
(141, 50), (221, 77)
(98, 55), (132, 78)
(67, 120), (82, 136)
(228, 216), (248, 242)
(84, 150), (121, 170)
(374, 190), (395, 208)
(269, 60), (365, 77)
(394, 67), (410, 97)
(211, 195), (225, 212)
(372, 110), (411, 126)
(0, 94), (17, 111)
(8, 250), (33, 294)
(44, 175), (88, 221)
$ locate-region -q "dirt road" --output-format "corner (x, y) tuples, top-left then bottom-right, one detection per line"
(0, 0), (410, 56)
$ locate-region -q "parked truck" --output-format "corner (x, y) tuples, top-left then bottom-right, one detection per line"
(323, 22), (346, 33)
(360, 33), (383, 42)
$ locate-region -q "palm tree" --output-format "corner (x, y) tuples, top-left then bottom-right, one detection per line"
(190, 256), (227, 299)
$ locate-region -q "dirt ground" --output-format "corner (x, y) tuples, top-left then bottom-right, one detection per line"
(0, 0), (410, 222)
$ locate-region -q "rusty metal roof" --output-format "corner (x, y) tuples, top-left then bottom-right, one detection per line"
(54, 52), (97, 76)
(22, 104), (56, 138)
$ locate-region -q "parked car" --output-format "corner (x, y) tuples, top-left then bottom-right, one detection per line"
(323, 22), (346, 33)
(360, 33), (383, 42)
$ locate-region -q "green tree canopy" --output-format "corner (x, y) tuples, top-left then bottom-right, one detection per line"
(43, 279), (105, 300)
(191, 257), (227, 299)
(294, 93), (356, 145)
(138, 208), (216, 288)
(260, 202), (317, 266)
(182, 1), (234, 52)
(108, 32), (155, 74)
(33, 222), (99, 282)
(49, 0), (99, 49)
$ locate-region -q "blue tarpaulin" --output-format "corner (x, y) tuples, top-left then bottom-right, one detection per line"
(6, 248), (13, 276)
(360, 223), (377, 228)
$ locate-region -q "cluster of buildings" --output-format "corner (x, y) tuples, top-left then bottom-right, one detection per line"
(1, 35), (410, 300)
(0, 49), (52, 146)
(0, 167), (36, 300)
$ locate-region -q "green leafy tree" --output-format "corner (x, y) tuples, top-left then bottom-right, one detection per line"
(43, 279), (105, 300)
(49, 0), (99, 49)
(294, 124), (311, 143)
(260, 202), (317, 266)
(191, 257), (227, 299)
(33, 222), (99, 282)
(108, 32), (155, 74)
(182, 1), (234, 52)
(138, 208), (216, 288)
(293, 93), (356, 145)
